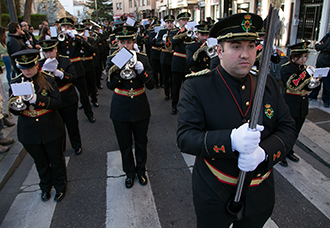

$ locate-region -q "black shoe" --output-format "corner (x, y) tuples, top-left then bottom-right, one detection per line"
(97, 85), (103, 89)
(287, 154), (299, 162)
(125, 177), (134, 189)
(92, 102), (99, 107)
(278, 158), (288, 167)
(88, 116), (96, 123)
(54, 192), (65, 202)
(79, 104), (83, 109)
(171, 108), (177, 115)
(137, 174), (148, 186)
(164, 96), (169, 101)
(75, 148), (82, 155)
(41, 191), (50, 202)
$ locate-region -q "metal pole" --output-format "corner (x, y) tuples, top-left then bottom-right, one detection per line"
(94, 0), (99, 22)
(7, 0), (18, 22)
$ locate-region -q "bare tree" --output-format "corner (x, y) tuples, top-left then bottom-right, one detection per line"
(23, 0), (33, 23)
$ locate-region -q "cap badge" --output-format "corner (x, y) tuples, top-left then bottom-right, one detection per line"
(43, 42), (48, 47)
(204, 25), (208, 31)
(122, 27), (128, 35)
(63, 18), (68, 23)
(264, 103), (274, 119)
(242, 14), (252, 32)
(21, 55), (28, 62)
(302, 43), (307, 49)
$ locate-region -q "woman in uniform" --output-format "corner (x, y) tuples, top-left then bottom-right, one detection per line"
(106, 25), (154, 189)
(280, 42), (312, 167)
(9, 49), (66, 202)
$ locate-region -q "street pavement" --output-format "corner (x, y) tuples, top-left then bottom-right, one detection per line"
(0, 49), (330, 227)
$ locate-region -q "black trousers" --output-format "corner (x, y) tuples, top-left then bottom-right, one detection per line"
(287, 115), (306, 156)
(85, 70), (98, 103)
(73, 76), (94, 118)
(58, 103), (81, 150)
(171, 71), (186, 108)
(112, 118), (150, 178)
(193, 171), (273, 228)
(161, 64), (172, 96)
(24, 136), (67, 193)
(151, 59), (163, 87)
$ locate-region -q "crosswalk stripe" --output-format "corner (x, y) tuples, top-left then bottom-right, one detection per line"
(106, 151), (161, 228)
(181, 152), (279, 228)
(274, 155), (330, 219)
(0, 157), (70, 228)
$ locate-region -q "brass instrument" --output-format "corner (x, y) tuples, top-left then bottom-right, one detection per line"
(58, 32), (66, 42)
(162, 33), (167, 43)
(206, 46), (217, 58)
(187, 30), (194, 37)
(9, 94), (34, 111)
(90, 20), (101, 28)
(120, 50), (137, 80)
(306, 66), (321, 89)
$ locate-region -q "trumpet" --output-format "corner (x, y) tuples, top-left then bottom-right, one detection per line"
(91, 32), (98, 40)
(187, 30), (194, 37)
(162, 33), (167, 43)
(206, 46), (217, 57)
(120, 50), (137, 80)
(58, 32), (66, 42)
(9, 94), (34, 111)
(306, 66), (321, 89)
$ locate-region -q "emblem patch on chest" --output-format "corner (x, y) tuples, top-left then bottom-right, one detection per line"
(264, 103), (274, 119)
(41, 89), (48, 96)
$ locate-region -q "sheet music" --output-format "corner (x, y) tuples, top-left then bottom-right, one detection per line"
(313, 67), (330, 78)
(11, 82), (34, 96)
(111, 47), (133, 69)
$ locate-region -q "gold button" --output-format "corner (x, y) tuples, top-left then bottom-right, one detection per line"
(206, 64), (209, 66)
(246, 101), (250, 107)
(247, 119), (250, 123)
(303, 97), (305, 99)
(257, 173), (261, 177)
(212, 158), (215, 160)
(36, 118), (39, 122)
(242, 85), (246, 90)
(130, 80), (133, 83)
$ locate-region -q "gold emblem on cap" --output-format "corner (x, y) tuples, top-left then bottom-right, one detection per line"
(302, 43), (307, 49)
(242, 14), (252, 32)
(204, 25), (208, 31)
(43, 42), (48, 47)
(21, 55), (28, 62)
(122, 27), (128, 35)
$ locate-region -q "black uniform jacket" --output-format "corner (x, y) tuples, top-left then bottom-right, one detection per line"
(155, 29), (175, 65)
(57, 35), (92, 77)
(149, 30), (161, 60)
(6, 34), (27, 74)
(106, 52), (154, 122)
(315, 33), (330, 68)
(281, 61), (311, 118)
(169, 27), (189, 73)
(39, 55), (79, 108)
(186, 40), (210, 72)
(80, 37), (97, 72)
(177, 65), (296, 216)
(10, 72), (64, 144)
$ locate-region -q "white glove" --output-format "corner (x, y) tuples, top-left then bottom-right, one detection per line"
(231, 123), (264, 154)
(66, 30), (75, 38)
(42, 58), (58, 72)
(54, 69), (64, 79)
(135, 61), (144, 74)
(133, 43), (140, 52)
(28, 93), (37, 104)
(238, 146), (266, 172)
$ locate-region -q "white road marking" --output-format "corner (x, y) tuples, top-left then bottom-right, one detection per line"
(1, 157), (69, 228)
(106, 151), (161, 228)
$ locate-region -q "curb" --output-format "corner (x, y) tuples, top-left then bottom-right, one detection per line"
(0, 125), (25, 191)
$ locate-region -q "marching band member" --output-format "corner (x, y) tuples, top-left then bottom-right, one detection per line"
(39, 39), (83, 156)
(149, 19), (163, 88)
(169, 12), (191, 115)
(57, 17), (96, 123)
(9, 49), (66, 202)
(279, 42), (312, 167)
(186, 24), (211, 73)
(105, 26), (154, 189)
(75, 24), (99, 107)
(156, 15), (176, 101)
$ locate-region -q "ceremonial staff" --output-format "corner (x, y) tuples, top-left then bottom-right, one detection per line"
(227, 0), (281, 220)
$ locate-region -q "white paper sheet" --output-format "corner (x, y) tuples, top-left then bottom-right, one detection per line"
(154, 26), (164, 34)
(111, 47), (133, 69)
(186, 21), (198, 30)
(50, 26), (58, 38)
(84, 30), (90, 37)
(206, 38), (218, 47)
(126, 17), (136, 27)
(11, 82), (34, 96)
(314, 67), (330, 78)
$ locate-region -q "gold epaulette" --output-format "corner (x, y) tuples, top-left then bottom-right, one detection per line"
(173, 32), (187, 40)
(137, 52), (147, 56)
(41, 71), (54, 77)
(193, 45), (208, 61)
(58, 55), (69, 58)
(185, 69), (211, 78)
(110, 34), (115, 37)
(110, 49), (120, 57)
(281, 61), (290, 67)
(186, 41), (195, 45)
(11, 73), (23, 81)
